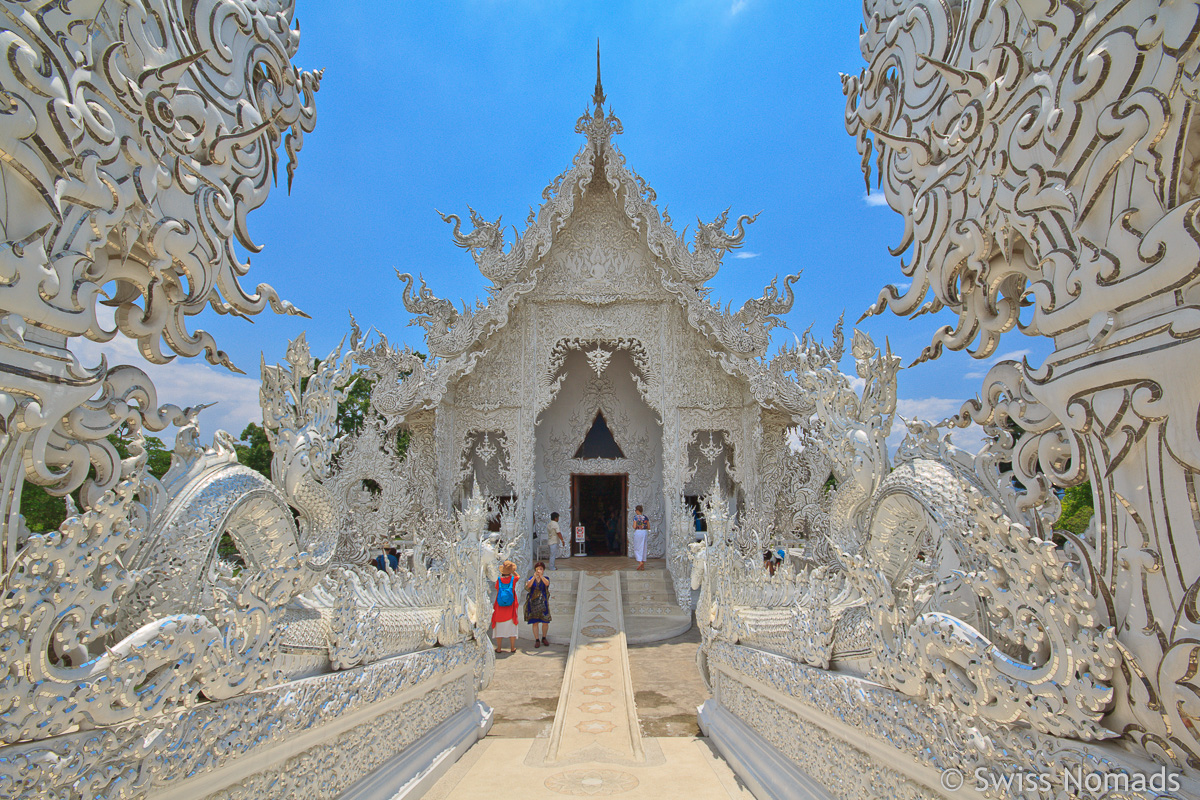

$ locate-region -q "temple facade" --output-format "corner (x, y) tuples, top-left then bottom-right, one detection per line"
(380, 72), (800, 590)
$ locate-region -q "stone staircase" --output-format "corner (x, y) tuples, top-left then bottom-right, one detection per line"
(540, 567), (692, 646)
(545, 570), (579, 645)
(621, 568), (693, 644)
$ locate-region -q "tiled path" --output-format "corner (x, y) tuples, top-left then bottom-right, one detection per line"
(426, 567), (751, 799)
(546, 571), (642, 764)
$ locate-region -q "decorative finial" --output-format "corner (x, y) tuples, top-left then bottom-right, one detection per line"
(592, 39), (606, 110)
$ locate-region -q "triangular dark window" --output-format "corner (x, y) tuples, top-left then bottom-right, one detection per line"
(574, 412), (624, 459)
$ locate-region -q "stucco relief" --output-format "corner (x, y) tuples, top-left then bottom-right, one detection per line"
(534, 304), (665, 416)
(536, 180), (667, 303)
(684, 430), (737, 499)
(535, 353), (665, 557)
(456, 428), (517, 500)
(456, 312), (526, 408)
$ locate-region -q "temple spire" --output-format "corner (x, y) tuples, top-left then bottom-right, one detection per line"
(592, 39), (606, 110)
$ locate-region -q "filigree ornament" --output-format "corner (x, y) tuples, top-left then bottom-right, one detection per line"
(0, 453), (307, 744)
(845, 0), (1200, 768)
(476, 432), (498, 465)
(692, 319), (1120, 749)
(0, 0), (317, 366)
(699, 432), (723, 464)
(586, 346), (613, 375)
(848, 488), (1119, 740)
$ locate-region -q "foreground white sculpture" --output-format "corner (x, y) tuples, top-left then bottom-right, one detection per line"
(5, 1), (1199, 798)
(846, 0), (1200, 773)
(0, 3), (497, 797)
(691, 0), (1200, 797)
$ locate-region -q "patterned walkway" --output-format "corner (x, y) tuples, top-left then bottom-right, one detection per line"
(546, 571), (643, 765)
(426, 568), (751, 799)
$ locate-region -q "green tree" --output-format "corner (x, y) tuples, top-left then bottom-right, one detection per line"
(235, 422), (272, 478)
(19, 480), (72, 534)
(1056, 481), (1095, 535)
(20, 431), (171, 533)
(336, 371), (373, 436)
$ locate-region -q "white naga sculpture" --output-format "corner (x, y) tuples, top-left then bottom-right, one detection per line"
(846, 0), (1200, 775)
(691, 1), (1200, 797)
(692, 322), (1147, 796)
(0, 3), (498, 797)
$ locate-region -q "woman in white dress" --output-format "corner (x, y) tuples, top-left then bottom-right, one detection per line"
(631, 505), (649, 571)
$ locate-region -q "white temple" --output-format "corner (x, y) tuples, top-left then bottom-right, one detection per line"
(2, 1), (1200, 798)
(378, 62), (799, 599)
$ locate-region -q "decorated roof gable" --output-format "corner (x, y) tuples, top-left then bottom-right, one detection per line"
(397, 73), (800, 365)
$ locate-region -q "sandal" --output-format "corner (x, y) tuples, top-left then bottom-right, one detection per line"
(542, 637), (549, 646)
(509, 646), (516, 653)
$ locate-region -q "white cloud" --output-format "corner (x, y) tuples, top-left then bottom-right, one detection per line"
(896, 396), (962, 421)
(887, 395), (985, 455)
(730, 0), (749, 14)
(863, 192), (889, 207)
(733, 251), (760, 259)
(75, 338), (264, 445)
(963, 348), (1033, 380)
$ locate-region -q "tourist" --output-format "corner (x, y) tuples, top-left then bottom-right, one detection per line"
(491, 560), (520, 653)
(524, 561), (552, 648)
(763, 549), (782, 577)
(632, 505), (649, 570)
(547, 512), (565, 569)
(374, 547), (400, 572)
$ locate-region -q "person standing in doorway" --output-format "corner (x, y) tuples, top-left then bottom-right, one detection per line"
(547, 512), (565, 569)
(491, 560), (520, 653)
(631, 505), (649, 571)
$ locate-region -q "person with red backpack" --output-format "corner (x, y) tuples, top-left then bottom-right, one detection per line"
(491, 560), (520, 653)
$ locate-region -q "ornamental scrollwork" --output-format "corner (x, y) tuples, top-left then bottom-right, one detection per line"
(693, 318), (1122, 750)
(847, 486), (1119, 741)
(0, 0), (316, 366)
(0, 432), (307, 744)
(843, 0), (1200, 769)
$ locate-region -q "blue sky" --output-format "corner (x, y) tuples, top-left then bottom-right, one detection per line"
(89, 1), (1049, 451)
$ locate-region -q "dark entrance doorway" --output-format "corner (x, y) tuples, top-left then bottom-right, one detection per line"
(571, 474), (627, 556)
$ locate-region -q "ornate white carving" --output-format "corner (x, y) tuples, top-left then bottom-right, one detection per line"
(261, 332), (357, 569)
(705, 642), (1185, 800)
(0, 5), (500, 792)
(586, 346), (613, 376)
(0, 643), (480, 797)
(0, 0), (318, 552)
(693, 318), (1125, 779)
(844, 0), (1200, 770)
